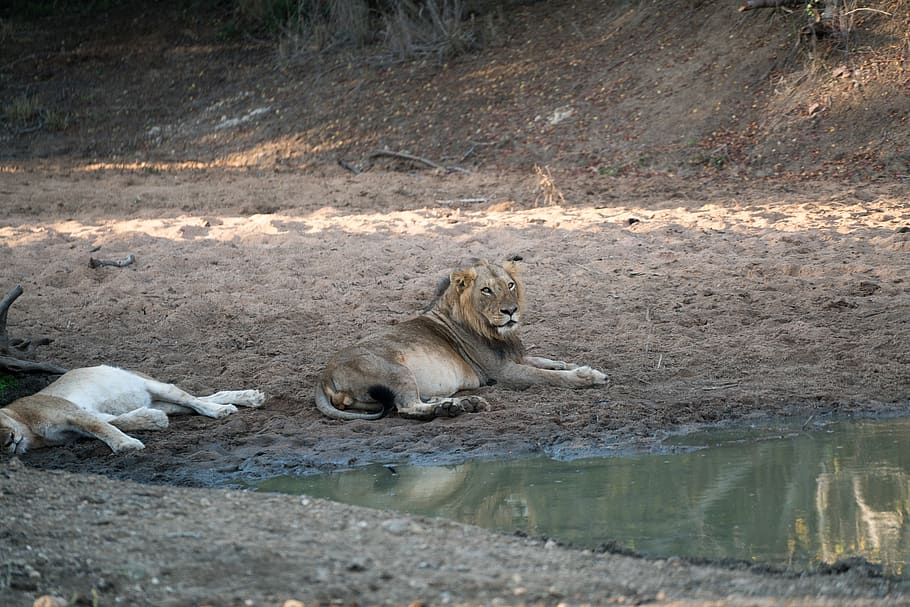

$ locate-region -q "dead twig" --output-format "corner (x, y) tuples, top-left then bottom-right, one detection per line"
(801, 414), (815, 431)
(459, 140), (496, 162)
(89, 254), (136, 269)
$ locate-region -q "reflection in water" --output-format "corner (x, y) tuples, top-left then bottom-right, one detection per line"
(252, 418), (910, 574)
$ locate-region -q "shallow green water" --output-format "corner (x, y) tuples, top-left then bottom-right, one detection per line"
(252, 418), (910, 574)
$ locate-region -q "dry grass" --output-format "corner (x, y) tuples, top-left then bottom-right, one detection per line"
(533, 165), (565, 207)
(381, 0), (478, 63)
(2, 94), (69, 133)
(260, 0), (493, 65)
(3, 94), (41, 126)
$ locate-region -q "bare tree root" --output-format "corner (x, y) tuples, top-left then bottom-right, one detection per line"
(366, 149), (470, 174)
(0, 285), (66, 375)
(739, 0), (805, 11)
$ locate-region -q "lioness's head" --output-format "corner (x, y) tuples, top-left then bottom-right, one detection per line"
(0, 409), (31, 455)
(435, 259), (525, 343)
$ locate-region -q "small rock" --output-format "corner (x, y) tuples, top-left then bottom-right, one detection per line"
(282, 601), (305, 607)
(381, 518), (411, 535)
(33, 596), (67, 607)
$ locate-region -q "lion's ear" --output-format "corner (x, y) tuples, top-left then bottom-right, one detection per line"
(502, 260), (520, 278)
(451, 268), (477, 292)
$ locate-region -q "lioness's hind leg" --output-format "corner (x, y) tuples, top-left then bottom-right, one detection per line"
(198, 389), (266, 408)
(398, 395), (489, 420)
(110, 408), (169, 432)
(144, 380), (238, 419)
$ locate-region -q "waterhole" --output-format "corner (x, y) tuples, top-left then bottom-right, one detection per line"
(250, 417), (910, 574)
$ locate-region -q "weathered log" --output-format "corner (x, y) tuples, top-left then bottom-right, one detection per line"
(0, 285), (66, 375)
(0, 355), (67, 375)
(0, 284), (24, 337)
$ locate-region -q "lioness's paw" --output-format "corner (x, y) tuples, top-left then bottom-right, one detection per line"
(238, 389), (266, 408)
(112, 437), (145, 453)
(219, 389), (266, 408)
(147, 410), (169, 429)
(207, 404), (239, 419)
(571, 366), (609, 386)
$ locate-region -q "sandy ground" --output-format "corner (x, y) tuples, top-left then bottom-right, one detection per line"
(1, 169), (909, 606)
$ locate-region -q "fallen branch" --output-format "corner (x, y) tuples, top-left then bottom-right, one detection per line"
(89, 253), (136, 269)
(739, 0), (804, 11)
(0, 355), (67, 375)
(368, 149), (470, 174)
(0, 285), (66, 375)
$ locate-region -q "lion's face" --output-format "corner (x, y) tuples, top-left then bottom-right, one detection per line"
(448, 260), (524, 341)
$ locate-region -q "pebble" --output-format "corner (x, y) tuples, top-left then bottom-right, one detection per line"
(381, 518), (411, 535)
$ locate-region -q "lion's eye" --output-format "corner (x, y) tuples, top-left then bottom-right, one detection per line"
(507, 282), (515, 291)
(481, 287), (493, 296)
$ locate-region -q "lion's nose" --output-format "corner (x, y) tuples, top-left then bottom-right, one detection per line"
(501, 306), (518, 316)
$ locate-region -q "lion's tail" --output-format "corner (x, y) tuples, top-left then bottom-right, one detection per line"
(314, 381), (391, 421)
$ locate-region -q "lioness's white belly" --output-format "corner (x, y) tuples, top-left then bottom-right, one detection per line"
(39, 365), (152, 415)
(400, 349), (480, 397)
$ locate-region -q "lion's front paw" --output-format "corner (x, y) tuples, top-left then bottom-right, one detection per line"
(571, 366), (609, 387)
(437, 395), (490, 417)
(457, 395), (490, 413)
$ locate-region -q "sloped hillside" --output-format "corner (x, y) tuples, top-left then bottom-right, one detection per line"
(1, 0), (907, 177)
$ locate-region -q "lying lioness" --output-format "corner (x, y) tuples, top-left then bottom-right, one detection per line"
(0, 365), (265, 454)
(316, 259), (608, 420)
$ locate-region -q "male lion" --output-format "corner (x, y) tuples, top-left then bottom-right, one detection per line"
(315, 259), (608, 421)
(1, 365), (265, 454)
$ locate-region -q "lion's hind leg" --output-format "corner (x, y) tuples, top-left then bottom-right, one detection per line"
(369, 367), (488, 420)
